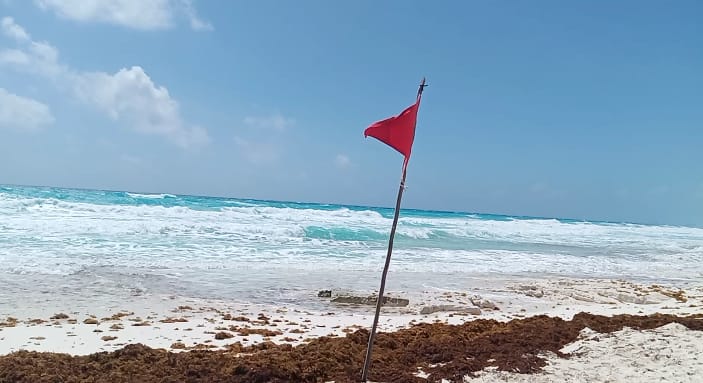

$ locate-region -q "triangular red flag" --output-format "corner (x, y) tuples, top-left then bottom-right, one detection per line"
(364, 101), (419, 160)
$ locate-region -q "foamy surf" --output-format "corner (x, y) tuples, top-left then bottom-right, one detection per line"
(0, 184), (702, 309)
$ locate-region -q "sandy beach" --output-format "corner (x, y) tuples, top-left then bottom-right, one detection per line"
(1, 277), (701, 382)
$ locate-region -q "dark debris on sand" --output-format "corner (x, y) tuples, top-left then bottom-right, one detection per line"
(0, 312), (701, 383)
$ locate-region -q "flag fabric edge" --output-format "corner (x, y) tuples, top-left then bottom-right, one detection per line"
(363, 98), (421, 161)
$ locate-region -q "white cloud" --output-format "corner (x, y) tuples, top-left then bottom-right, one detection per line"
(0, 18), (208, 148)
(0, 49), (30, 65)
(243, 113), (295, 132)
(0, 88), (54, 131)
(1, 17), (30, 42)
(234, 136), (280, 165)
(179, 0), (213, 31)
(0, 19), (63, 77)
(335, 154), (351, 169)
(74, 67), (210, 148)
(233, 113), (295, 165)
(34, 0), (212, 31)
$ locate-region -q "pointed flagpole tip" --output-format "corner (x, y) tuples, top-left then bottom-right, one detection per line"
(417, 77), (427, 98)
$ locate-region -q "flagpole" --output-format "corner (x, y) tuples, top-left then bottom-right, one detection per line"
(361, 78), (426, 382)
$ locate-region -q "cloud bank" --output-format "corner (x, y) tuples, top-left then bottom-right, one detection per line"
(0, 17), (209, 148)
(0, 88), (54, 131)
(34, 0), (212, 31)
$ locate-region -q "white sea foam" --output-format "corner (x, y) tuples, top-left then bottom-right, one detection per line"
(126, 192), (177, 199)
(1, 190), (702, 305)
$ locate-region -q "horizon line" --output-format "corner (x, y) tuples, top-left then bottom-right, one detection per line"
(1, 182), (697, 229)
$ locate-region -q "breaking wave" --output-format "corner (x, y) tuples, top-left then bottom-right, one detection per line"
(1, 185), (702, 286)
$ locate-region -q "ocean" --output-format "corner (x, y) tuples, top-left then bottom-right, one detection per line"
(1, 184), (702, 313)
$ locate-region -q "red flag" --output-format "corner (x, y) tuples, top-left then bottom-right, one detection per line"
(364, 100), (419, 160)
(360, 79), (425, 382)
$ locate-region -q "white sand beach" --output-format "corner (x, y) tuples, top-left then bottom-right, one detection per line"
(471, 322), (703, 382)
(1, 277), (701, 382)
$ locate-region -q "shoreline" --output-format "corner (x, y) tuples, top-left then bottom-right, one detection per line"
(1, 276), (701, 355)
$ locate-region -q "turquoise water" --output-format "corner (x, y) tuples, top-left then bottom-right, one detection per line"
(1, 184), (702, 307)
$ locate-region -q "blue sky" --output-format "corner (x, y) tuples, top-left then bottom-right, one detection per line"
(0, 1), (701, 226)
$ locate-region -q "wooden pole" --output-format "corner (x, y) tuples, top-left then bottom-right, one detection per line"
(360, 78), (426, 382)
